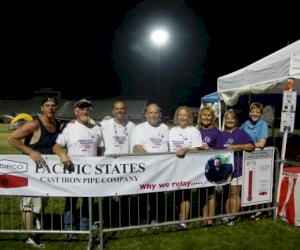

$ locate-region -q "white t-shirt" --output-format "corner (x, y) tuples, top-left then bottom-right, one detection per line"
(130, 121), (169, 153)
(100, 118), (135, 155)
(169, 126), (203, 152)
(56, 120), (103, 156)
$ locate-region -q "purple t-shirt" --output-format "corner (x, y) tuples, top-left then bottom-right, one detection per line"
(199, 127), (221, 149)
(218, 128), (254, 177)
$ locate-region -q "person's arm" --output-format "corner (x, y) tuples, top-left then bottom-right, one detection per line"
(199, 143), (210, 150)
(255, 138), (267, 148)
(8, 120), (46, 166)
(256, 120), (268, 148)
(227, 143), (255, 152)
(52, 143), (74, 172)
(133, 145), (147, 154)
(176, 147), (199, 158)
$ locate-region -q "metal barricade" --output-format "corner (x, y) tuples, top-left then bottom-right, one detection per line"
(0, 148), (281, 250)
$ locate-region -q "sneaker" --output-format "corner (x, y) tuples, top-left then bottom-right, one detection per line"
(66, 233), (78, 241)
(176, 223), (187, 231)
(221, 216), (235, 224)
(25, 236), (45, 248)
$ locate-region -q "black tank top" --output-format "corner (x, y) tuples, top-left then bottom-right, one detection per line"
(25, 118), (60, 154)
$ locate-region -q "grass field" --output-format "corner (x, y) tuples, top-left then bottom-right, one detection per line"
(0, 124), (300, 249)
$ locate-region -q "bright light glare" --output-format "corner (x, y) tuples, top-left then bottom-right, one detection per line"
(150, 29), (169, 47)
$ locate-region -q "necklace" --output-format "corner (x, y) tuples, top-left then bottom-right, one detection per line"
(113, 120), (128, 137)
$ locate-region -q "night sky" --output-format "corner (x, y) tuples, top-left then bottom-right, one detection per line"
(2, 1), (299, 113)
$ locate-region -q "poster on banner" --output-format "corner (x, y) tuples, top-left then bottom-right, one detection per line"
(0, 151), (234, 197)
(241, 147), (275, 207)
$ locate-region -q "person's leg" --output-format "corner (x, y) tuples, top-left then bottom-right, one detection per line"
(179, 201), (190, 220)
(32, 197), (42, 230)
(203, 195), (216, 226)
(224, 183), (241, 226)
(21, 197), (33, 230)
(80, 197), (89, 230)
(23, 211), (33, 230)
(64, 197), (77, 230)
(21, 197), (45, 247)
(228, 185), (241, 214)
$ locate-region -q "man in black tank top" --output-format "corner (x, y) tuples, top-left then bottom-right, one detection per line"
(8, 96), (60, 248)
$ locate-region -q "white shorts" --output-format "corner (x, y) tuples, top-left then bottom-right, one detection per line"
(20, 197), (48, 214)
(230, 176), (243, 186)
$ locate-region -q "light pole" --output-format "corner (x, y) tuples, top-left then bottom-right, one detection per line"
(150, 29), (169, 103)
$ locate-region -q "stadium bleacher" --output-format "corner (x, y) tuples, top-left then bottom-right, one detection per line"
(0, 98), (147, 125)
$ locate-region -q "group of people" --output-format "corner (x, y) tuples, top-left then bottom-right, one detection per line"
(8, 96), (268, 247)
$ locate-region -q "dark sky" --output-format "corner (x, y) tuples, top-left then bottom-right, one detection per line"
(2, 1), (299, 113)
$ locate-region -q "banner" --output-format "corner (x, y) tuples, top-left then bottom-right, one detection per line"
(0, 151), (233, 197)
(241, 147), (274, 206)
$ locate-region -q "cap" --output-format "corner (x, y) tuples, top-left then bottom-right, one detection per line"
(75, 98), (92, 108)
(41, 96), (58, 105)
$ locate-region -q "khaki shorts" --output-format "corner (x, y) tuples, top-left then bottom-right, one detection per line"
(20, 197), (48, 214)
(230, 176), (243, 186)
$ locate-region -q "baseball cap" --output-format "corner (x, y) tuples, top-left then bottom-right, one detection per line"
(75, 98), (92, 108)
(41, 96), (58, 105)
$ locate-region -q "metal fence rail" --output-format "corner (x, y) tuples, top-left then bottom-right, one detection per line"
(0, 149), (282, 250)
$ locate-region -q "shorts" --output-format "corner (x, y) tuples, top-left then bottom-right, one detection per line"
(230, 176), (243, 186)
(20, 197), (48, 214)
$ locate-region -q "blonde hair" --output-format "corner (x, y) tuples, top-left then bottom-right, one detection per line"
(173, 106), (193, 126)
(224, 109), (238, 128)
(198, 106), (217, 128)
(249, 102), (263, 112)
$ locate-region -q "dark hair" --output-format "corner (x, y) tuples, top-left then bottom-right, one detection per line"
(41, 96), (58, 105)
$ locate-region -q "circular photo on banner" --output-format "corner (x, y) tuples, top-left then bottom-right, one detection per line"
(205, 155), (233, 184)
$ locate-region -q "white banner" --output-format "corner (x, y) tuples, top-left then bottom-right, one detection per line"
(0, 151), (233, 197)
(241, 147), (275, 207)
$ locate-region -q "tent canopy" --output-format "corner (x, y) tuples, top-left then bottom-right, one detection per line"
(217, 39), (300, 106)
(201, 92), (220, 104)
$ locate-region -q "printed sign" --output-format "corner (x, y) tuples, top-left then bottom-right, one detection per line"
(0, 151), (234, 197)
(241, 147), (274, 206)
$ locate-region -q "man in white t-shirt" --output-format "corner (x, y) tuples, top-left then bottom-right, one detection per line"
(131, 103), (169, 153)
(100, 100), (135, 226)
(100, 100), (135, 155)
(131, 103), (169, 224)
(53, 98), (103, 241)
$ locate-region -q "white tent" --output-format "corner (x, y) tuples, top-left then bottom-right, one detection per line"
(217, 39), (300, 106)
(217, 40), (300, 220)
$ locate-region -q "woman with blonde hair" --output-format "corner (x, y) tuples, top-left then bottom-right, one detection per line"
(198, 106), (222, 227)
(219, 109), (254, 226)
(169, 106), (204, 230)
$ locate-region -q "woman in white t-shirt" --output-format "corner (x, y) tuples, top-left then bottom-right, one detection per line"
(169, 106), (205, 231)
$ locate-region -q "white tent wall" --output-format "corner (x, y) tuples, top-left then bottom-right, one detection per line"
(217, 40), (300, 106)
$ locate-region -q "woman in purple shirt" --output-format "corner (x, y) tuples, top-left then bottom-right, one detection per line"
(219, 109), (254, 226)
(198, 107), (221, 227)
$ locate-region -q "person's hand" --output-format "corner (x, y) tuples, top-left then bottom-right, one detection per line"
(62, 159), (75, 172)
(176, 148), (189, 158)
(29, 151), (48, 168)
(201, 143), (210, 150)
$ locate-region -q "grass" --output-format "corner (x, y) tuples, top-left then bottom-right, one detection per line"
(0, 123), (300, 249)
(0, 124), (19, 154)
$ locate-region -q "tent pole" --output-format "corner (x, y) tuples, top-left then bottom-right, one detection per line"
(275, 80), (294, 220)
(218, 100), (222, 129)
